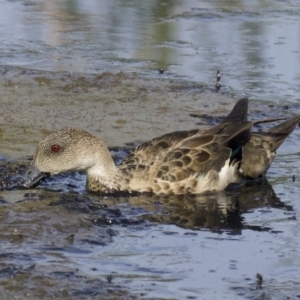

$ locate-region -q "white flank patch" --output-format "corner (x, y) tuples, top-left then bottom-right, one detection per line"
(195, 159), (241, 193)
(217, 158), (240, 189)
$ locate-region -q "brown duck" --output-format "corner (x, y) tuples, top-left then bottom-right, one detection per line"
(22, 99), (299, 195)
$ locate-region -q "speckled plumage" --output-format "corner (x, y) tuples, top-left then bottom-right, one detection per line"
(22, 98), (300, 194)
(22, 100), (254, 195)
(23, 120), (251, 194)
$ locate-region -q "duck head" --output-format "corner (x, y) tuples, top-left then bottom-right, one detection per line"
(22, 128), (117, 188)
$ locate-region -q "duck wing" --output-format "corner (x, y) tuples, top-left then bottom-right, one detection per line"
(119, 121), (252, 184)
(120, 97), (250, 169)
(220, 97), (248, 123)
(119, 129), (199, 167)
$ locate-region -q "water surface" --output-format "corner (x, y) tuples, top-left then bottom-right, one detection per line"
(1, 0), (300, 102)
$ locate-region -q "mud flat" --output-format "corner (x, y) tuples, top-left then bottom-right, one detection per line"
(0, 66), (240, 158)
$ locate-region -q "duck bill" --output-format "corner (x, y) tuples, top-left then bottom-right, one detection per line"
(22, 164), (50, 188)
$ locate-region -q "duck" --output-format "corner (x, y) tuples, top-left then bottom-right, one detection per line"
(22, 99), (253, 194)
(22, 98), (299, 195)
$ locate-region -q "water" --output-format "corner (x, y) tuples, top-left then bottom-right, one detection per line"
(1, 0), (300, 102)
(1, 0), (300, 299)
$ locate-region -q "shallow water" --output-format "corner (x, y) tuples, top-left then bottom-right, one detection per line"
(1, 0), (300, 102)
(1, 0), (300, 299)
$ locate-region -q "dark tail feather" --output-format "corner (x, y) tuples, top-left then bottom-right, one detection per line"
(224, 121), (253, 151)
(221, 98), (248, 124)
(261, 115), (300, 151)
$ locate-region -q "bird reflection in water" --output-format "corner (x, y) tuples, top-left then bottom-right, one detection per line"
(132, 179), (292, 234)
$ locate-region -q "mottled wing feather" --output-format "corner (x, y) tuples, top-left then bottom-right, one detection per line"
(155, 142), (232, 183)
(119, 129), (200, 167)
(119, 120), (252, 184)
(120, 133), (233, 183)
(120, 122), (238, 168)
(203, 121), (252, 149)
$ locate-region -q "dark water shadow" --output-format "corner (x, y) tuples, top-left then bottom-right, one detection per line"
(24, 175), (293, 237)
(122, 179), (293, 234)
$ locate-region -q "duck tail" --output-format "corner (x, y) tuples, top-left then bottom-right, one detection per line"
(262, 115), (300, 151)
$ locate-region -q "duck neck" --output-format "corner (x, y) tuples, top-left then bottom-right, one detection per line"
(86, 158), (122, 193)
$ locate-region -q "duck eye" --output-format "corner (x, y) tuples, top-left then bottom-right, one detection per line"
(51, 145), (61, 153)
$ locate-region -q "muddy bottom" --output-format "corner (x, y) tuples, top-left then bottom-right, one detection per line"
(1, 67), (300, 299)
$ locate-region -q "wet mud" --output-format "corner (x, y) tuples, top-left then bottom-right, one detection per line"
(0, 66), (236, 159)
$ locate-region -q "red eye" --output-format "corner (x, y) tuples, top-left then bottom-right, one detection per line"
(51, 145), (61, 153)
